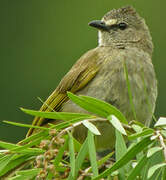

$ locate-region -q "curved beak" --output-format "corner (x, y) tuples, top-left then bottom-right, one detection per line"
(88, 20), (109, 31)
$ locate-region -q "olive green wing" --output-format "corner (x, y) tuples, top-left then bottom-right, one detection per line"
(26, 48), (101, 137)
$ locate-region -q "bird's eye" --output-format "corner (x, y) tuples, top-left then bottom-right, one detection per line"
(118, 22), (127, 30)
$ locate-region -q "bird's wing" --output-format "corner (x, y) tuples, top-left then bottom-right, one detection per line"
(26, 47), (102, 137)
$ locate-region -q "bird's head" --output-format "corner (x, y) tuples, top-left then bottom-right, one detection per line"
(89, 6), (153, 54)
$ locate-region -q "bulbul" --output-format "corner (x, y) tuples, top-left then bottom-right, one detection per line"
(26, 6), (157, 152)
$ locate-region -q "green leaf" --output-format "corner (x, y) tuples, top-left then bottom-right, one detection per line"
(11, 136), (47, 153)
(97, 151), (114, 168)
(8, 175), (22, 180)
(0, 154), (33, 177)
(8, 168), (41, 180)
(88, 130), (98, 177)
(21, 108), (91, 120)
(92, 136), (154, 180)
(0, 141), (20, 150)
(115, 129), (130, 180)
(82, 120), (101, 135)
(14, 168), (41, 180)
(18, 130), (48, 145)
(147, 163), (166, 179)
(3, 120), (48, 131)
(53, 117), (91, 130)
(123, 62), (137, 120)
(67, 92), (128, 124)
(131, 124), (143, 133)
(128, 129), (154, 140)
(147, 147), (163, 158)
(68, 132), (75, 180)
(54, 137), (68, 166)
(108, 115), (127, 135)
(0, 154), (14, 176)
(161, 130), (166, 138)
(75, 138), (88, 177)
(162, 166), (166, 180)
(154, 117), (166, 127)
(127, 155), (148, 180)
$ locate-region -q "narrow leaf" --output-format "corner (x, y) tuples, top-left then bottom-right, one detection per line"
(3, 120), (48, 130)
(147, 163), (166, 179)
(75, 138), (88, 177)
(0, 154), (33, 177)
(108, 115), (127, 135)
(54, 137), (68, 166)
(88, 130), (98, 177)
(154, 117), (166, 127)
(123, 62), (137, 120)
(0, 154), (13, 175)
(0, 141), (20, 150)
(68, 132), (75, 179)
(82, 120), (101, 135)
(92, 136), (154, 180)
(115, 130), (129, 180)
(128, 129), (154, 140)
(127, 155), (148, 180)
(18, 130), (48, 145)
(67, 92), (128, 124)
(21, 108), (91, 120)
(147, 147), (163, 158)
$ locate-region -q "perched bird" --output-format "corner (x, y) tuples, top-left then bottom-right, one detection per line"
(27, 6), (157, 153)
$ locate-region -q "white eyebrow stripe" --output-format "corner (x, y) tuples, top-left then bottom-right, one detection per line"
(105, 19), (117, 26)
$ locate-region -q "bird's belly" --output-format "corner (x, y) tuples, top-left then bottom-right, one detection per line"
(61, 56), (156, 151)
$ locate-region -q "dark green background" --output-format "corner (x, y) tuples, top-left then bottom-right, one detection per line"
(0, 1), (165, 143)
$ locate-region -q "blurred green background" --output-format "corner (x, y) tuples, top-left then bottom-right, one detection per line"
(0, 0), (165, 143)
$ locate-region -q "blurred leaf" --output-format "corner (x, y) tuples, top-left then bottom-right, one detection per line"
(123, 62), (137, 120)
(54, 137), (68, 166)
(3, 120), (48, 131)
(82, 120), (101, 135)
(54, 117), (88, 131)
(0, 154), (14, 175)
(161, 130), (166, 138)
(0, 141), (20, 150)
(115, 129), (128, 180)
(68, 132), (75, 180)
(75, 138), (88, 177)
(8, 168), (41, 180)
(131, 124), (143, 133)
(97, 151), (114, 167)
(0, 154), (33, 177)
(92, 136), (154, 180)
(127, 155), (148, 180)
(147, 163), (166, 179)
(21, 108), (91, 120)
(67, 92), (128, 124)
(11, 136), (48, 152)
(108, 115), (127, 135)
(8, 175), (23, 180)
(147, 147), (163, 158)
(88, 130), (98, 177)
(87, 151), (115, 177)
(143, 150), (164, 180)
(162, 166), (166, 180)
(18, 130), (48, 145)
(73, 138), (82, 153)
(128, 129), (154, 140)
(154, 117), (166, 127)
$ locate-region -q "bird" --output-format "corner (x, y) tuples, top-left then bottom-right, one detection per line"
(26, 6), (157, 153)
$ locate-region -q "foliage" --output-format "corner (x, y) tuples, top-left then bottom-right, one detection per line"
(0, 92), (166, 180)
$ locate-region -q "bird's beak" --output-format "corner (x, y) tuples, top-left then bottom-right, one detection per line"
(88, 20), (109, 31)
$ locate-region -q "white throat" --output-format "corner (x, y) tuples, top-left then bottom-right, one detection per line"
(98, 31), (104, 46)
